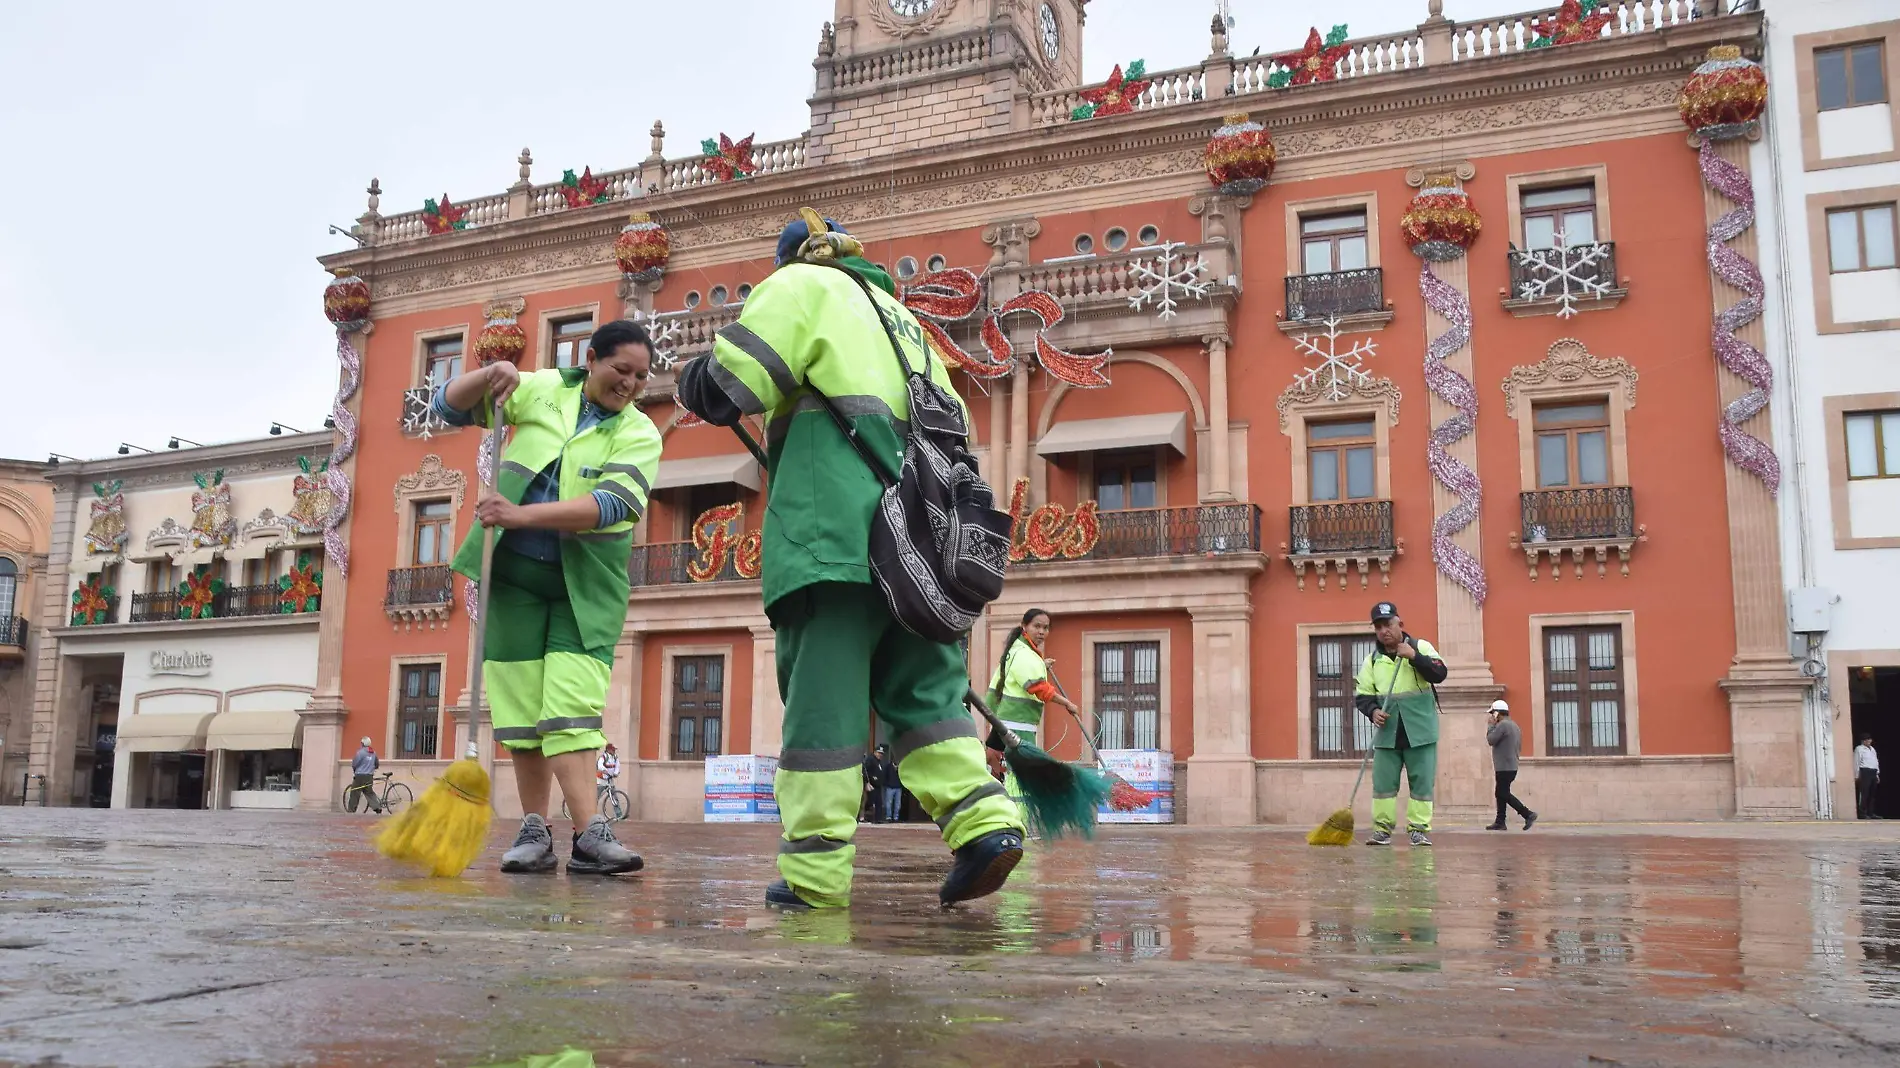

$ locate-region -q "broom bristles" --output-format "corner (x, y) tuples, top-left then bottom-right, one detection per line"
(1107, 774), (1155, 812)
(1307, 807), (1355, 847)
(1006, 740), (1112, 840)
(373, 758), (493, 877)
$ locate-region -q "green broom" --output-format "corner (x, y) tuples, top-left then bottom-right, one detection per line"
(1044, 665), (1155, 812)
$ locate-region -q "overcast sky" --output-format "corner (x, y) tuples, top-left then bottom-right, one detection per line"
(0, 0), (1422, 463)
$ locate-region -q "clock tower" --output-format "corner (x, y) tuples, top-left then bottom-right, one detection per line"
(809, 0), (1087, 164)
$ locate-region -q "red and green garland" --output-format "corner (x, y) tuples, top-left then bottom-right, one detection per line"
(700, 133), (758, 182)
(422, 195), (469, 234)
(1071, 60), (1150, 121)
(71, 576), (115, 626)
(1268, 26), (1351, 88)
(1530, 0), (1611, 49)
(278, 552), (323, 613)
(177, 566), (224, 620)
(558, 167), (611, 208)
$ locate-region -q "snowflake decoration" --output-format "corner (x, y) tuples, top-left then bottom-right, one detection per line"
(1126, 241), (1211, 321)
(400, 387), (450, 439)
(645, 315), (685, 370)
(1291, 316), (1378, 401)
(1512, 235), (1613, 319)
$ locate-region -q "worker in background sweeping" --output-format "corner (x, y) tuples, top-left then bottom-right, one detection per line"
(675, 213), (1025, 910)
(433, 320), (661, 876)
(1354, 601), (1448, 847)
(987, 608), (1082, 812)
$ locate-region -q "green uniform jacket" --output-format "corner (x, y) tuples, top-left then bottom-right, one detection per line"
(1354, 638), (1443, 749)
(449, 367), (662, 650)
(707, 259), (966, 613)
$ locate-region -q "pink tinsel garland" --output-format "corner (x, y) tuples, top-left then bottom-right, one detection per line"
(1420, 265), (1487, 605)
(1698, 139), (1780, 494)
(324, 326), (364, 577)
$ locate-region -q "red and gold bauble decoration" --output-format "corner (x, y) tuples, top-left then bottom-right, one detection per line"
(323, 266), (371, 327)
(615, 212), (671, 284)
(1678, 45), (1769, 139)
(1204, 113), (1276, 197)
(474, 301), (528, 366)
(1399, 174), (1483, 262)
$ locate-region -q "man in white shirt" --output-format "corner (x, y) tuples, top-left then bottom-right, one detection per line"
(1855, 735), (1881, 819)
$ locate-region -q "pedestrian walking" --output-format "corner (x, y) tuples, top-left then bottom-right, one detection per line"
(860, 744), (889, 822)
(1484, 700), (1537, 831)
(1856, 734), (1881, 819)
(883, 751), (905, 824)
(1354, 602), (1449, 847)
(434, 321), (661, 877)
(676, 213), (1025, 910)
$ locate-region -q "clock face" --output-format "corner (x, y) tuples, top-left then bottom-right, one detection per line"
(889, 0), (936, 16)
(1039, 4), (1061, 61)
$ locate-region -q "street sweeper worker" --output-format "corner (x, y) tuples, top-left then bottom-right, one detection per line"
(432, 319), (660, 876)
(675, 211), (1025, 910)
(1355, 601), (1448, 847)
(987, 608), (1081, 809)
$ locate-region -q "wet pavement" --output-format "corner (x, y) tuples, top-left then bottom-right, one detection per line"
(2, 811), (1898, 1067)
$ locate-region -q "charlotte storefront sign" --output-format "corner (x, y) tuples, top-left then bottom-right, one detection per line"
(149, 650), (214, 677)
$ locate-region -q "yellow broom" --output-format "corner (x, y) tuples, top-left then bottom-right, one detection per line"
(374, 398), (502, 876)
(1307, 659), (1399, 846)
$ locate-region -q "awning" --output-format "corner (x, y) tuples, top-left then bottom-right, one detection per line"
(654, 454), (761, 492)
(1036, 413), (1188, 458)
(206, 710), (304, 752)
(117, 712), (217, 753)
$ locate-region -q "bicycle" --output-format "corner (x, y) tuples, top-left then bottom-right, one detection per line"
(344, 772), (412, 815)
(560, 773), (629, 823)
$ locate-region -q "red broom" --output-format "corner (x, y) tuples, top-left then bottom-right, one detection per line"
(1045, 667), (1155, 812)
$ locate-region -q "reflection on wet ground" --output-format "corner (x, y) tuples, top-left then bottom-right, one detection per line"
(1, 811), (1897, 1067)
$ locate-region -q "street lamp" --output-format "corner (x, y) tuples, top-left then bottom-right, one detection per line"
(167, 436), (203, 450)
(117, 443), (153, 455)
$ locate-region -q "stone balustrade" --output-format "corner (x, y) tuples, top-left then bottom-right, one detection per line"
(831, 29), (991, 91)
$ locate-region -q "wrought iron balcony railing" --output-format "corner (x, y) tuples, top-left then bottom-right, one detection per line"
(1284, 267), (1385, 322)
(127, 583), (309, 622)
(1288, 500), (1396, 556)
(1519, 486), (1635, 543)
(385, 566), (455, 607)
(1505, 242), (1622, 317)
(1079, 504), (1262, 561)
(129, 591), (182, 623)
(629, 540), (746, 588)
(2, 616), (25, 648)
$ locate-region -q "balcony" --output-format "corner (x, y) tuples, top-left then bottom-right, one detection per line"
(1051, 504), (1262, 562)
(1512, 487), (1646, 580)
(1, 616), (25, 659)
(129, 590), (181, 623)
(401, 386), (452, 439)
(125, 584), (313, 623)
(384, 565), (456, 628)
(628, 540), (747, 588)
(1502, 242), (1628, 319)
(1280, 268), (1392, 332)
(1283, 500), (1402, 591)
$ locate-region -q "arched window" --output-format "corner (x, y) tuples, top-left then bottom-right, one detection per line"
(0, 558), (17, 622)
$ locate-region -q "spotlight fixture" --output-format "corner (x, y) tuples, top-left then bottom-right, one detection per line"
(323, 417), (336, 430)
(117, 443), (153, 456)
(269, 422), (305, 436)
(167, 436), (203, 450)
(46, 452), (80, 466)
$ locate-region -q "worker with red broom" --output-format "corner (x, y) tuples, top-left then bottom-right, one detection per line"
(676, 213), (1027, 911)
(986, 608), (1081, 811)
(1355, 601), (1448, 847)
(429, 321), (662, 876)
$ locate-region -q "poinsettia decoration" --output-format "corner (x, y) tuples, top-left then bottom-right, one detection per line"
(1268, 25), (1352, 88)
(558, 167), (611, 208)
(422, 195), (469, 234)
(278, 552), (323, 614)
(1071, 60), (1150, 121)
(177, 565), (224, 621)
(1530, 0), (1612, 48)
(699, 133), (758, 182)
(70, 576), (114, 626)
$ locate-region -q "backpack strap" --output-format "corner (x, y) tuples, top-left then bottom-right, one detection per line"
(803, 265), (925, 491)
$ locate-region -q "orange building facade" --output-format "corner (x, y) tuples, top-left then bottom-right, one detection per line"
(302, 0), (1813, 825)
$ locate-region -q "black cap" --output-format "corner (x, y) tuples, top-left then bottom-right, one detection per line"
(1371, 601), (1400, 622)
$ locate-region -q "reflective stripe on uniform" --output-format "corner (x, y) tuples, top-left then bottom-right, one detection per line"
(500, 460), (540, 482)
(595, 481), (640, 508)
(778, 745), (865, 773)
(494, 726), (541, 741)
(710, 359), (769, 415)
(778, 835), (851, 855)
(933, 780), (1007, 831)
(717, 322), (801, 399)
(764, 393), (909, 450)
(599, 462), (651, 493)
(892, 716), (978, 764)
(535, 715), (603, 733)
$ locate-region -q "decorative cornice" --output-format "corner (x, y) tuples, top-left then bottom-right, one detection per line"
(42, 433), (331, 492)
(1277, 375), (1401, 432)
(1501, 337), (1638, 417)
(394, 455), (467, 511)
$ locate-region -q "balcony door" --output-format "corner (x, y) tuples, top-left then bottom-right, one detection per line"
(396, 663), (442, 759)
(671, 655), (725, 760)
(1534, 401), (1611, 488)
(1300, 211), (1369, 274)
(1307, 418), (1377, 502)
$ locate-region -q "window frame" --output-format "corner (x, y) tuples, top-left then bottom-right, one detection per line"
(1825, 203), (1900, 274)
(391, 659), (445, 760)
(548, 314), (595, 370)
(1805, 187), (1900, 334)
(1297, 210), (1371, 275)
(1518, 183), (1599, 251)
(1531, 400), (1614, 489)
(1308, 633), (1377, 760)
(1843, 408), (1900, 480)
(1504, 166), (1613, 253)
(667, 652), (727, 761)
(1089, 447), (1161, 513)
(1540, 624), (1628, 757)
(1825, 393), (1900, 550)
(1078, 629), (1173, 753)
(1794, 23), (1900, 172)
(1815, 40), (1889, 112)
(1282, 193), (1382, 278)
(1092, 639), (1162, 751)
(410, 499), (455, 567)
(421, 335), (465, 389)
(0, 556), (17, 623)
(1304, 417), (1379, 503)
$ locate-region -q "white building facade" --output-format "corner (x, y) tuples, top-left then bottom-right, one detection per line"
(1759, 0), (1900, 818)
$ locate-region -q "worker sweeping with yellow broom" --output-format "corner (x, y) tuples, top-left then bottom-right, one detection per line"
(379, 321), (662, 877)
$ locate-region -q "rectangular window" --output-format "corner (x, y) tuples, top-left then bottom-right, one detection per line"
(1533, 401), (1612, 488)
(412, 501), (453, 565)
(1094, 641), (1160, 750)
(1312, 635), (1377, 759)
(671, 655), (725, 759)
(1307, 418), (1377, 502)
(1826, 204), (1899, 273)
(147, 559), (179, 594)
(424, 336), (464, 388)
(1816, 41), (1888, 111)
(1845, 410), (1900, 478)
(1093, 450), (1158, 512)
(1543, 626), (1626, 756)
(396, 663), (442, 759)
(551, 316), (594, 369)
(1521, 184), (1598, 250)
(1300, 211), (1370, 275)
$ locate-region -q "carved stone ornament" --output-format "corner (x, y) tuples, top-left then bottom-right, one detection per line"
(868, 0), (958, 39)
(1501, 337), (1638, 417)
(394, 455), (468, 512)
(240, 509), (292, 543)
(145, 517), (188, 553)
(1276, 375), (1401, 432)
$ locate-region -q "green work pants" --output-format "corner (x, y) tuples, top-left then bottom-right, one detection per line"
(1371, 742), (1436, 832)
(772, 582), (1021, 907)
(483, 550), (611, 759)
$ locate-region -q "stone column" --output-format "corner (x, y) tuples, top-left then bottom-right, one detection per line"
(1009, 365), (1031, 494)
(1183, 604), (1255, 826)
(1701, 136), (1809, 817)
(749, 625), (783, 756)
(1202, 333), (1233, 502)
(604, 632), (643, 814)
(27, 480), (77, 805)
(1416, 1), (1454, 66)
(505, 148), (532, 220)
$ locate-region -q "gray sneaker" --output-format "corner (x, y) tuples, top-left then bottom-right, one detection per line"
(1366, 828), (1394, 846)
(500, 813), (556, 873)
(568, 815), (644, 876)
(1409, 830), (1433, 847)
